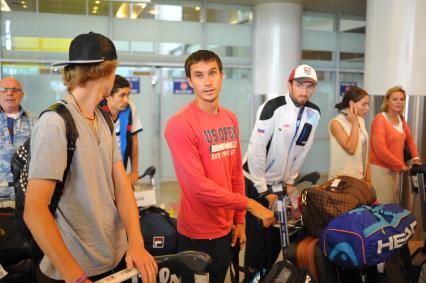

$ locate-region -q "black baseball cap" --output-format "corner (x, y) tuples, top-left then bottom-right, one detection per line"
(52, 32), (117, 66)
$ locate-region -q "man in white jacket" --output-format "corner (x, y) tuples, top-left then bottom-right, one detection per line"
(243, 64), (321, 279)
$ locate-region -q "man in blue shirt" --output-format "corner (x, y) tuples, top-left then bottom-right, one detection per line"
(100, 75), (143, 184)
(0, 77), (36, 198)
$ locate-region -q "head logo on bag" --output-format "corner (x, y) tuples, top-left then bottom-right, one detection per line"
(377, 220), (416, 254)
(320, 203), (416, 268)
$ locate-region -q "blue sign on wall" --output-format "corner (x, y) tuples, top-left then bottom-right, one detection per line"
(340, 82), (358, 96)
(127, 77), (140, 94)
(173, 78), (194, 95)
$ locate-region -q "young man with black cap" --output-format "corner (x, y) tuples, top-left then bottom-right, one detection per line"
(24, 32), (157, 283)
(165, 50), (274, 283)
(243, 64), (321, 279)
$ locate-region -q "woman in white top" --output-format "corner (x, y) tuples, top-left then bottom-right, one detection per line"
(329, 86), (370, 181)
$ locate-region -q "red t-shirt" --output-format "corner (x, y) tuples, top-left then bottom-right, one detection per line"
(165, 102), (247, 239)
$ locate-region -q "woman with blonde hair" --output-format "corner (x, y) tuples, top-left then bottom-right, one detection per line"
(329, 86), (370, 181)
(369, 86), (421, 203)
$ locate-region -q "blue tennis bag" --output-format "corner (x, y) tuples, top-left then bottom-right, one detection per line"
(319, 203), (416, 269)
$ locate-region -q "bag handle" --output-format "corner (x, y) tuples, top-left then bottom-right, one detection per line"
(360, 204), (412, 236)
(140, 206), (171, 221)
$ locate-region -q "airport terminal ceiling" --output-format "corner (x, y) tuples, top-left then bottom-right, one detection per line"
(213, 0), (366, 16)
(3, 0), (366, 17)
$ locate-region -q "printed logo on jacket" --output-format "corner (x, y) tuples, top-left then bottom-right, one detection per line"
(203, 127), (237, 160)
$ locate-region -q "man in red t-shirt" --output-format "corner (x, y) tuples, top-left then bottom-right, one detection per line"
(165, 50), (273, 283)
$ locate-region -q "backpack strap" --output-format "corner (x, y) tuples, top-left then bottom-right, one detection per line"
(97, 105), (114, 134)
(40, 102), (79, 214)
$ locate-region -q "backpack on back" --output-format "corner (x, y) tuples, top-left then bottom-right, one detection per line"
(1, 102), (113, 263)
(3, 103), (79, 263)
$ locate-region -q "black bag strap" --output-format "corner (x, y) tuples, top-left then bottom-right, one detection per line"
(40, 102), (79, 214)
(97, 105), (114, 134)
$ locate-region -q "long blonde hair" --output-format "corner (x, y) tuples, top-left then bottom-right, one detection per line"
(381, 85), (406, 114)
(62, 60), (118, 93)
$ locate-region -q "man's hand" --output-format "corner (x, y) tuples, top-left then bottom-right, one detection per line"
(246, 198), (274, 228)
(265, 194), (278, 209)
(231, 223), (246, 248)
(401, 165), (410, 172)
(125, 240), (158, 283)
(128, 171), (139, 185)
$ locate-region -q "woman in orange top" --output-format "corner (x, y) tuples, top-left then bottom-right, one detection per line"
(369, 86), (421, 203)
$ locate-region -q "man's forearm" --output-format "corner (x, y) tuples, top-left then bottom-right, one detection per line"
(117, 186), (144, 244)
(24, 198), (83, 282)
(131, 135), (139, 174)
(114, 162), (144, 244)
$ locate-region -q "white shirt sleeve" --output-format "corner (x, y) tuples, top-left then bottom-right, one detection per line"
(128, 101), (143, 135)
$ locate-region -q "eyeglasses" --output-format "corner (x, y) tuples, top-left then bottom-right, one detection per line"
(0, 87), (23, 94)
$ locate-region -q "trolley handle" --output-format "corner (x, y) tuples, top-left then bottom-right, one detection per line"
(95, 251), (212, 283)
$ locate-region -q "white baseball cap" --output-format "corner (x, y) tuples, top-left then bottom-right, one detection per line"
(288, 64), (317, 84)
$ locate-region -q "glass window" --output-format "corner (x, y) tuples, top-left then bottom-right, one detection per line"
(116, 66), (153, 77)
(339, 16), (365, 69)
(340, 17), (366, 33)
(113, 2), (200, 21)
(1, 63), (62, 116)
(220, 68), (252, 154)
(156, 43), (200, 56)
(4, 36), (71, 54)
(303, 13), (336, 32)
(301, 70), (336, 174)
(208, 45), (251, 58)
(207, 9), (252, 24)
(130, 41), (155, 53)
(302, 50), (333, 61)
(206, 3), (252, 24)
(340, 52), (364, 63)
(114, 41), (200, 56)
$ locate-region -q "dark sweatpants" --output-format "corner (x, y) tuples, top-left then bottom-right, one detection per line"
(177, 232), (232, 283)
(244, 177), (281, 276)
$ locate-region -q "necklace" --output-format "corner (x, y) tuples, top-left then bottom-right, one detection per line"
(385, 112), (399, 126)
(69, 93), (100, 145)
(89, 114), (100, 145)
(69, 93), (96, 121)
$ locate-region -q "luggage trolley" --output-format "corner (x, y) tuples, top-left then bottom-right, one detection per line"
(409, 164), (426, 264)
(95, 251), (212, 283)
(238, 172), (320, 283)
(134, 166), (158, 208)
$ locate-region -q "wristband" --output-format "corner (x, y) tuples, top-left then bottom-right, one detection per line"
(75, 273), (88, 283)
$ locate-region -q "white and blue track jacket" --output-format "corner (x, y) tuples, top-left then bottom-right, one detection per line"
(243, 92), (321, 194)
